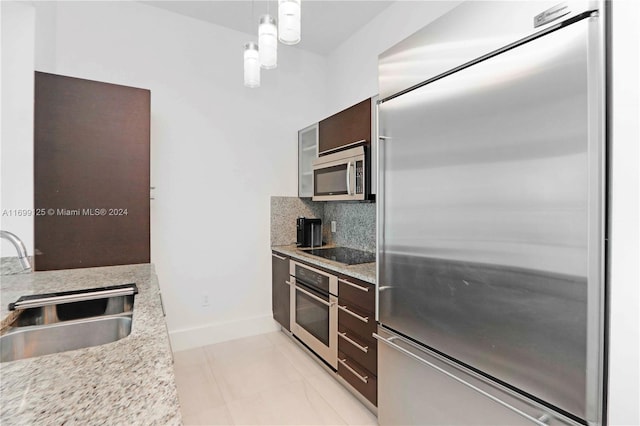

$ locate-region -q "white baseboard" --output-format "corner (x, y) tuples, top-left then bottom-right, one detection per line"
(168, 314), (280, 352)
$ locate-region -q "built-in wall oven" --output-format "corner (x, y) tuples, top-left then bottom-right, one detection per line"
(289, 260), (338, 369)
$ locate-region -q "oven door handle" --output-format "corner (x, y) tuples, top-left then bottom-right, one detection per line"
(295, 284), (335, 307)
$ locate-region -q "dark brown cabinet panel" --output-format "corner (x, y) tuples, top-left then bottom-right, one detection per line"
(338, 351), (378, 406)
(34, 72), (150, 271)
(338, 327), (377, 374)
(338, 276), (376, 315)
(272, 252), (290, 331)
(319, 98), (371, 155)
(338, 303), (376, 345)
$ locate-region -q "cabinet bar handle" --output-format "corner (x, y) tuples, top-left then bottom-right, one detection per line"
(338, 278), (369, 292)
(285, 280), (293, 286)
(338, 358), (368, 383)
(338, 331), (368, 353)
(272, 253), (287, 260)
(338, 304), (369, 323)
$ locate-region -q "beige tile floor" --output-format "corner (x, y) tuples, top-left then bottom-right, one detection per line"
(173, 331), (379, 426)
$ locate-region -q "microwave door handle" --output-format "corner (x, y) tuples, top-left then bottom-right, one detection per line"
(346, 161), (353, 195)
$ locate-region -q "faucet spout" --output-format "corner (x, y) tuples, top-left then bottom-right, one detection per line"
(0, 230), (31, 270)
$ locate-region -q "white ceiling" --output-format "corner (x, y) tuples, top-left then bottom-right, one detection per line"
(141, 1), (394, 55)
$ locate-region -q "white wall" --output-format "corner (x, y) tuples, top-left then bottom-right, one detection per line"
(608, 1), (640, 424)
(0, 2), (35, 257)
(325, 1), (461, 113)
(32, 1), (327, 350)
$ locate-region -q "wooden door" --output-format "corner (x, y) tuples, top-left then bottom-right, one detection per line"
(34, 72), (150, 271)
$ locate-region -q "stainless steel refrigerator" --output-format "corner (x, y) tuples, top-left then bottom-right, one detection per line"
(375, 2), (606, 425)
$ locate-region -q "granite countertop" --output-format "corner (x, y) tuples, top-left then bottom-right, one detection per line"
(272, 245), (376, 284)
(0, 263), (181, 425)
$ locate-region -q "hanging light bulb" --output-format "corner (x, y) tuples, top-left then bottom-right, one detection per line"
(258, 14), (278, 69)
(278, 0), (301, 45)
(244, 42), (260, 88)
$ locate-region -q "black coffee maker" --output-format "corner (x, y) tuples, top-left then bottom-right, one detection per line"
(296, 217), (322, 248)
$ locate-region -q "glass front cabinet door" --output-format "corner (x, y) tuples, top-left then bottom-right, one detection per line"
(298, 123), (318, 198)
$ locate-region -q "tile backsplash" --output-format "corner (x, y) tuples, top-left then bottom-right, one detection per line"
(270, 196), (376, 253)
(323, 202), (376, 252)
(270, 197), (324, 246)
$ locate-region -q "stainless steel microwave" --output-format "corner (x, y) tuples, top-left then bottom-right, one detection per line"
(312, 146), (370, 201)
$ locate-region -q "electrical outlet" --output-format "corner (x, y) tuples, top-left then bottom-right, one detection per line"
(201, 294), (210, 307)
(331, 221), (337, 233)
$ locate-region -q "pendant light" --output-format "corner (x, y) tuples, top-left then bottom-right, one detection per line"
(244, 1), (260, 88)
(259, 14), (278, 69)
(278, 0), (301, 45)
(243, 42), (260, 88)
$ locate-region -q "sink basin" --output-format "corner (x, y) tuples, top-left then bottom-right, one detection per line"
(1, 284), (137, 363)
(1, 315), (132, 363)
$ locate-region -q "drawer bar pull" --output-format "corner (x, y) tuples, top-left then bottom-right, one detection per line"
(338, 305), (369, 323)
(338, 278), (369, 292)
(338, 331), (368, 353)
(338, 358), (369, 384)
(272, 253), (287, 260)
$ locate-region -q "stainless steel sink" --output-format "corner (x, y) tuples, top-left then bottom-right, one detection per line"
(1, 284), (137, 363)
(1, 315), (132, 362)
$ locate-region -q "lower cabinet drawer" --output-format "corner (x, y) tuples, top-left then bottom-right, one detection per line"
(338, 304), (376, 344)
(338, 327), (377, 374)
(338, 352), (377, 406)
(338, 277), (375, 314)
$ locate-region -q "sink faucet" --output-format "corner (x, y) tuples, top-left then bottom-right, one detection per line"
(0, 230), (32, 270)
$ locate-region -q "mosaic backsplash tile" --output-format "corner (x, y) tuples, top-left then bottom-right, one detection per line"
(270, 197), (324, 246)
(271, 196), (375, 253)
(323, 202), (376, 252)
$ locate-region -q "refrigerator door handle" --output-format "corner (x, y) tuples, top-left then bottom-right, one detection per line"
(373, 333), (550, 426)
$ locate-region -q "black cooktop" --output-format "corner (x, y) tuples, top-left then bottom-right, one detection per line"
(303, 247), (376, 265)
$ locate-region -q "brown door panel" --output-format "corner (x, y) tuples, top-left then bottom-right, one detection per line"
(34, 72), (150, 271)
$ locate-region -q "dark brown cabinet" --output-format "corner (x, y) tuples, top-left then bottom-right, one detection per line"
(319, 98), (371, 155)
(271, 251), (290, 331)
(337, 275), (377, 406)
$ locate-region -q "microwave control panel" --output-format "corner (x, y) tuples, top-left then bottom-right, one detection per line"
(355, 160), (364, 194)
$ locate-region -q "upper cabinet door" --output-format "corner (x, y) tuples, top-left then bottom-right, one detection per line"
(319, 98), (371, 155)
(298, 123), (318, 198)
